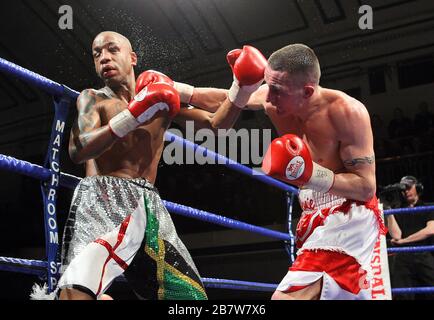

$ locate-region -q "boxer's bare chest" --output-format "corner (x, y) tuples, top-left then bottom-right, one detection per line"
(94, 92), (165, 139)
(266, 107), (345, 172)
(89, 91), (168, 179)
(96, 96), (126, 125)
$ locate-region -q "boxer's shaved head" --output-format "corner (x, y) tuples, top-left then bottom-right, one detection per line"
(268, 44), (321, 86)
(92, 31), (133, 52)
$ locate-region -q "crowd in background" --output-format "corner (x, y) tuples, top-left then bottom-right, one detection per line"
(372, 102), (434, 159)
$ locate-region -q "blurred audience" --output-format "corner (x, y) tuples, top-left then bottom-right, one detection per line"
(413, 102), (434, 136)
(373, 102), (434, 159)
(388, 107), (414, 139)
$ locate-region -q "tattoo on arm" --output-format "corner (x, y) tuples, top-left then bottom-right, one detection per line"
(71, 90), (100, 153)
(70, 91), (124, 162)
(78, 91), (97, 132)
(343, 155), (375, 167)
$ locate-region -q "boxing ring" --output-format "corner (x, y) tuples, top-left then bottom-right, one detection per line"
(0, 57), (433, 299)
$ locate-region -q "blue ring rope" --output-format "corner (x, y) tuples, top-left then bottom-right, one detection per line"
(387, 245), (434, 253)
(0, 57), (79, 99)
(392, 287), (434, 294)
(2, 257), (433, 295)
(163, 201), (291, 241)
(384, 206), (434, 215)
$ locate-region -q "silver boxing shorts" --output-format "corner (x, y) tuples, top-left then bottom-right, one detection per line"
(58, 176), (207, 300)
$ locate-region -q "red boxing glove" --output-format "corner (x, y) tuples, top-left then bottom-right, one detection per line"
(227, 45), (267, 108)
(262, 134), (335, 193)
(135, 70), (174, 94)
(109, 83), (180, 138)
(138, 70), (195, 104)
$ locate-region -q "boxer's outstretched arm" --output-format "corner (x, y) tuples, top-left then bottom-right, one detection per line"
(174, 100), (242, 133)
(189, 87), (228, 112)
(174, 84), (267, 131)
(69, 89), (118, 164)
(330, 102), (376, 202)
(174, 84), (268, 133)
(186, 84), (266, 112)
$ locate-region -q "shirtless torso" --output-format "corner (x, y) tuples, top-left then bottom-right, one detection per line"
(60, 31), (188, 300)
(70, 87), (170, 184)
(251, 81), (376, 203)
(266, 96), (342, 171)
(170, 43), (380, 300)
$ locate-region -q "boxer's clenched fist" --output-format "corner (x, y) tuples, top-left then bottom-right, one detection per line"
(227, 45), (267, 108)
(262, 134), (335, 193)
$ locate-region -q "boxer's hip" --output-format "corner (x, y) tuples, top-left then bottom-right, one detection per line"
(296, 189), (386, 269)
(278, 191), (386, 299)
(61, 175), (154, 268)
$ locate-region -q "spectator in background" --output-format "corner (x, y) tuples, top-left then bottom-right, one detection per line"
(371, 113), (388, 141)
(374, 138), (390, 159)
(386, 176), (434, 300)
(388, 107), (413, 139)
(401, 143), (415, 156)
(371, 114), (391, 158)
(410, 136), (423, 154)
(413, 102), (434, 136)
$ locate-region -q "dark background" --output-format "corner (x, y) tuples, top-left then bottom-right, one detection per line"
(0, 0), (434, 300)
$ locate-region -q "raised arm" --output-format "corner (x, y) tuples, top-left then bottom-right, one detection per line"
(175, 84), (227, 113)
(173, 85), (267, 132)
(173, 100), (243, 134)
(173, 46), (267, 132)
(69, 89), (118, 164)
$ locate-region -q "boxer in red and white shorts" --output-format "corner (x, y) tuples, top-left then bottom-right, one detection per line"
(166, 44), (388, 298)
(275, 188), (386, 299)
(262, 131), (387, 300)
(256, 45), (388, 300)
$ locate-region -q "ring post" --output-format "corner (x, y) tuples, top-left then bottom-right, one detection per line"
(39, 91), (71, 293)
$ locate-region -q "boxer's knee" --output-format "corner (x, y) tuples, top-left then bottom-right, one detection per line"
(272, 290), (297, 300)
(59, 287), (94, 300)
(272, 278), (322, 300)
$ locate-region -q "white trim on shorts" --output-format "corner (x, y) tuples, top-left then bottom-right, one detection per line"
(58, 195), (147, 298)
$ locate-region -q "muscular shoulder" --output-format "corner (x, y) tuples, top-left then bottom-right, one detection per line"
(77, 88), (110, 113)
(77, 89), (97, 111)
(78, 88), (95, 100)
(328, 91), (370, 135)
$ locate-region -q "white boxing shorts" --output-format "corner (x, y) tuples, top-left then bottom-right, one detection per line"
(276, 189), (387, 300)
